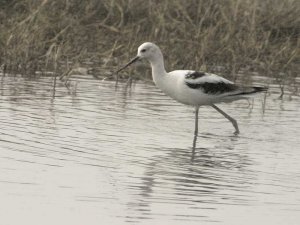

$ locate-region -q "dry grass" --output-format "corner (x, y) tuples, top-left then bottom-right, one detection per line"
(0, 0), (299, 85)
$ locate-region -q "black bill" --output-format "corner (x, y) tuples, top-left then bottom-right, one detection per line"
(116, 56), (140, 73)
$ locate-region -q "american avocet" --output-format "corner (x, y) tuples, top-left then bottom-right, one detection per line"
(116, 42), (267, 149)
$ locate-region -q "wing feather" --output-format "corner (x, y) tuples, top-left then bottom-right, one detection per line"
(185, 71), (238, 94)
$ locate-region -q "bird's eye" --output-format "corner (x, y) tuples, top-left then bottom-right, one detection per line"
(141, 49), (146, 53)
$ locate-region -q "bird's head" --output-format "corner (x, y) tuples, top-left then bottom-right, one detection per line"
(116, 42), (162, 73)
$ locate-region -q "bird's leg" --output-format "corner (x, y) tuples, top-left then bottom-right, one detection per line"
(193, 107), (199, 151)
(211, 104), (240, 135)
(194, 107), (199, 136)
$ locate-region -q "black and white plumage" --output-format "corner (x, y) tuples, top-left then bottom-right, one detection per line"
(185, 71), (238, 93)
(184, 71), (266, 96)
(159, 69), (266, 107)
(116, 42), (267, 149)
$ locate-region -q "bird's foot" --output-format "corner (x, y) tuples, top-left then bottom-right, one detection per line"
(233, 130), (240, 135)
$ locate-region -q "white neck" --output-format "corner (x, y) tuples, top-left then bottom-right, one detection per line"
(149, 53), (167, 87)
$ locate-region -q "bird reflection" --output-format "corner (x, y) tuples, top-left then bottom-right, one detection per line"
(125, 136), (255, 222)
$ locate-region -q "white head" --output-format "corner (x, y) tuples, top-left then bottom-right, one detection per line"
(136, 42), (163, 62)
(116, 42), (163, 73)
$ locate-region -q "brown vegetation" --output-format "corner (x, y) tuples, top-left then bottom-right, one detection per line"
(0, 0), (299, 84)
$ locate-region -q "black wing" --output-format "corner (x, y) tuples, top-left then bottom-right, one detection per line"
(185, 71), (206, 79)
(186, 82), (238, 94)
(185, 71), (238, 94)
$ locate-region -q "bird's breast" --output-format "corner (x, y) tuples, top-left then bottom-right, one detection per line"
(155, 75), (216, 106)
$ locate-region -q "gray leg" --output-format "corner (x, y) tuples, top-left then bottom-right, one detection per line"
(211, 104), (240, 135)
(193, 107), (199, 151)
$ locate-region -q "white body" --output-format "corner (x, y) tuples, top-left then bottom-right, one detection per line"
(153, 69), (241, 106)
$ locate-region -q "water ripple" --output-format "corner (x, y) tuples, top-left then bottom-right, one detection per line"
(0, 75), (299, 225)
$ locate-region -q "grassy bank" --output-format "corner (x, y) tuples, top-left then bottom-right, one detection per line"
(0, 0), (299, 83)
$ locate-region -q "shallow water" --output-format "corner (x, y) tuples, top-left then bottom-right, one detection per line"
(0, 75), (299, 225)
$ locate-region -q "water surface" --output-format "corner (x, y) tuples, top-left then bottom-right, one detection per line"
(0, 75), (299, 225)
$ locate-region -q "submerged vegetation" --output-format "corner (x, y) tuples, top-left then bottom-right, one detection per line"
(0, 0), (299, 86)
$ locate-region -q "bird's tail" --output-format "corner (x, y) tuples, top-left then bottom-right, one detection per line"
(247, 86), (268, 94)
(229, 86), (268, 97)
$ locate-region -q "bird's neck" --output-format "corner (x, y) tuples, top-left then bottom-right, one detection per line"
(149, 54), (167, 87)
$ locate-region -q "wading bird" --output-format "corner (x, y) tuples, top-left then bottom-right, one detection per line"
(116, 42), (267, 150)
